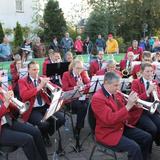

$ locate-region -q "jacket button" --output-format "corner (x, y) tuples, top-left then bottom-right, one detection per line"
(120, 128), (123, 131)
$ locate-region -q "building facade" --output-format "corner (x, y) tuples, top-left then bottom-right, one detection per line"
(0, 0), (42, 29)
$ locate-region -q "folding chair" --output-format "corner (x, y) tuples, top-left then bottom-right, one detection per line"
(88, 105), (118, 160)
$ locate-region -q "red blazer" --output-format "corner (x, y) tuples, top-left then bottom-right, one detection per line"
(130, 78), (160, 125)
(62, 70), (90, 91)
(125, 47), (143, 61)
(89, 60), (101, 76)
(10, 62), (19, 89)
(96, 69), (122, 77)
(132, 64), (156, 79)
(0, 88), (20, 131)
(131, 64), (141, 79)
(120, 59), (127, 71)
(91, 88), (130, 146)
(131, 77), (160, 101)
(42, 58), (51, 75)
(18, 76), (51, 122)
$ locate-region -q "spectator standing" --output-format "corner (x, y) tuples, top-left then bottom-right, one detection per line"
(83, 36), (93, 55)
(105, 34), (119, 55)
(0, 36), (12, 61)
(74, 36), (83, 55)
(33, 37), (46, 58)
(95, 34), (105, 52)
(60, 32), (74, 58)
(49, 36), (59, 51)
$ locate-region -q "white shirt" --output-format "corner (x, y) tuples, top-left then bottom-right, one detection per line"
(30, 76), (45, 107)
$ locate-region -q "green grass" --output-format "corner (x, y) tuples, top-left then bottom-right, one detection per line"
(0, 53), (125, 76)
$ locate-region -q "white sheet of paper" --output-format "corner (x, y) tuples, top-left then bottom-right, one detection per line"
(42, 89), (63, 121)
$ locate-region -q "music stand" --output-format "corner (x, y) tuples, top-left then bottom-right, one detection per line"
(89, 75), (104, 93)
(46, 62), (70, 77)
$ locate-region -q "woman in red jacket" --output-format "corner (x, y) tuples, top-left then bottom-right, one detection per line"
(62, 59), (90, 150)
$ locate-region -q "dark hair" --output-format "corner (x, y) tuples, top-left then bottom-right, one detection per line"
(141, 62), (152, 71)
(28, 61), (38, 69)
(104, 72), (120, 84)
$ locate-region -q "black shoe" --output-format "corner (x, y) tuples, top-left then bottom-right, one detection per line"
(43, 136), (52, 147)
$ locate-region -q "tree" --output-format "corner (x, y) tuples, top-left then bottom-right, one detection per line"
(87, 0), (160, 42)
(14, 22), (23, 47)
(43, 0), (67, 42)
(0, 23), (4, 43)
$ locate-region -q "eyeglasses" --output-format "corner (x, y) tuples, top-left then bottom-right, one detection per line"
(75, 67), (83, 70)
(31, 68), (39, 71)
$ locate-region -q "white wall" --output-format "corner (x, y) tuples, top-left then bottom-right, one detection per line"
(0, 0), (35, 28)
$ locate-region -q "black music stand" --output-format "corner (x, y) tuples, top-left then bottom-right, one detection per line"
(46, 62), (70, 77)
(46, 62), (70, 86)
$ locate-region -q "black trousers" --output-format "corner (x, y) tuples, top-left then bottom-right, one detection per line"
(136, 110), (160, 145)
(110, 127), (152, 160)
(0, 121), (48, 160)
(28, 105), (65, 137)
(70, 100), (88, 129)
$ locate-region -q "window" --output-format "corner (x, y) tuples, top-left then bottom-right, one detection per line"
(15, 0), (24, 13)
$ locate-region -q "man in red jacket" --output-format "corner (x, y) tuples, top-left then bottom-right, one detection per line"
(89, 50), (106, 76)
(131, 62), (160, 146)
(125, 40), (143, 61)
(0, 74), (48, 160)
(96, 59), (122, 77)
(131, 51), (153, 79)
(18, 61), (65, 146)
(91, 72), (152, 160)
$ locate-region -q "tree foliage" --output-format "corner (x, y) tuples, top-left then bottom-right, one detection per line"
(0, 23), (5, 43)
(86, 0), (160, 42)
(14, 22), (23, 47)
(43, 0), (67, 42)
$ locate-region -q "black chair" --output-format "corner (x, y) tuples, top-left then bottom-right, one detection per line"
(0, 145), (17, 160)
(88, 105), (118, 160)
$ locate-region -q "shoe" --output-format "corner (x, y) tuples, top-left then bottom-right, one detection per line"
(43, 136), (52, 147)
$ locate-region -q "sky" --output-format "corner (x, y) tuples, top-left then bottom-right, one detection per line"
(58, 0), (91, 24)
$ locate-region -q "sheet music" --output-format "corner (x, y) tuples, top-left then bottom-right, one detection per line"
(61, 89), (85, 101)
(89, 75), (104, 93)
(0, 70), (8, 91)
(42, 89), (63, 121)
(19, 68), (28, 78)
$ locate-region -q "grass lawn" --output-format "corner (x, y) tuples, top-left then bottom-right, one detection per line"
(0, 53), (125, 76)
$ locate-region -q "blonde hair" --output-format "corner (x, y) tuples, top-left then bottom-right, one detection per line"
(68, 59), (83, 71)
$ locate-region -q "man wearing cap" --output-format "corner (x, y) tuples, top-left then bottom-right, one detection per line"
(105, 34), (119, 55)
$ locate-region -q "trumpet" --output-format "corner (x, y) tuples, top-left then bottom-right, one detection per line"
(149, 82), (160, 114)
(0, 88), (30, 114)
(41, 82), (59, 98)
(117, 91), (153, 111)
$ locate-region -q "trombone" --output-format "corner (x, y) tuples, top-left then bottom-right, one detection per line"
(0, 88), (30, 114)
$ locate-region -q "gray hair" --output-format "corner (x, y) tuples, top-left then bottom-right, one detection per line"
(107, 59), (116, 66)
(104, 72), (120, 84)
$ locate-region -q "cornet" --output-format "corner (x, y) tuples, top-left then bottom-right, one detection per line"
(0, 88), (30, 114)
(117, 91), (153, 111)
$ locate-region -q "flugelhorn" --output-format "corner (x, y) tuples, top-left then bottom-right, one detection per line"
(1, 88), (30, 114)
(117, 91), (153, 111)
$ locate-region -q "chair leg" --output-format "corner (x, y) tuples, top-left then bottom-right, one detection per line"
(113, 151), (117, 160)
(70, 115), (75, 137)
(89, 144), (97, 160)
